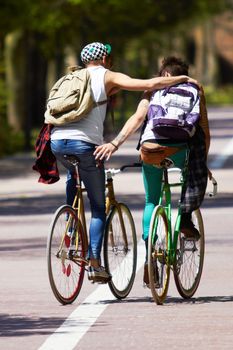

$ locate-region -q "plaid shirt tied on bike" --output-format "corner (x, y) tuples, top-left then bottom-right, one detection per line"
(180, 125), (208, 213)
(32, 123), (60, 184)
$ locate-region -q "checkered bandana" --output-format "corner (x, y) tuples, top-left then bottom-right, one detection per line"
(81, 42), (109, 64)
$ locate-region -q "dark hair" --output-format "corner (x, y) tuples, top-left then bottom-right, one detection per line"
(159, 56), (189, 76)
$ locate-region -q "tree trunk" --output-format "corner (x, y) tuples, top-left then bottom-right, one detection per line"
(5, 31), (26, 131)
(5, 30), (48, 149)
(193, 21), (217, 86)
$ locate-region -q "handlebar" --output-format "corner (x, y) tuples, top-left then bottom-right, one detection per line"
(105, 163), (218, 198)
(208, 176), (218, 197)
(105, 162), (142, 179)
(164, 168), (218, 198)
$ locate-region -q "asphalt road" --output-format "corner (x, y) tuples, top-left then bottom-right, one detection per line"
(0, 106), (233, 350)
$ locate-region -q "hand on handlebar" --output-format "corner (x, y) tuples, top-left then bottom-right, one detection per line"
(208, 176), (217, 197)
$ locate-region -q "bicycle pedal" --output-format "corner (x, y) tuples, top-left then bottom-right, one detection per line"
(89, 278), (107, 284)
(88, 276), (111, 284)
(97, 281), (109, 284)
(96, 277), (111, 284)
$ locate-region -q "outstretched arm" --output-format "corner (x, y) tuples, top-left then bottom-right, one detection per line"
(94, 95), (150, 160)
(105, 70), (198, 95)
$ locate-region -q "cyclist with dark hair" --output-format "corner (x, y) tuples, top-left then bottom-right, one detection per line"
(94, 56), (210, 285)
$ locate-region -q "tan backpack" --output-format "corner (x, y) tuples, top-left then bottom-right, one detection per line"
(44, 67), (107, 125)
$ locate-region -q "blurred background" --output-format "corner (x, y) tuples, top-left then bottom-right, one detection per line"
(0, 0), (233, 156)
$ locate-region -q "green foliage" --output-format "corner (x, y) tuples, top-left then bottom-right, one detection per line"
(0, 75), (7, 117)
(0, 60), (24, 157)
(0, 121), (24, 157)
(1, 0), (231, 50)
(205, 85), (233, 105)
(0, 0), (232, 157)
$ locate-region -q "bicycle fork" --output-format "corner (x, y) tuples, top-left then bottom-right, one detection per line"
(106, 179), (129, 255)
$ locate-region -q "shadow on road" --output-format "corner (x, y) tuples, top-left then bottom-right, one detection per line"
(165, 295), (233, 305)
(0, 294), (232, 338)
(0, 313), (65, 337)
(209, 116), (233, 137)
(0, 153), (141, 179)
(0, 191), (232, 217)
(92, 294), (233, 306)
(0, 237), (46, 258)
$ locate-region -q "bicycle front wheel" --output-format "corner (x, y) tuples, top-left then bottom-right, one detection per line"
(104, 203), (137, 299)
(47, 205), (86, 304)
(148, 205), (170, 305)
(174, 209), (205, 298)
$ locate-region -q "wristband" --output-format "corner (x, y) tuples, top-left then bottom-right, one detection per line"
(110, 141), (118, 150)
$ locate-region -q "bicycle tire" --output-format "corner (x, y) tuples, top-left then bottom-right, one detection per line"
(148, 205), (170, 305)
(174, 209), (205, 298)
(47, 205), (86, 304)
(104, 203), (137, 299)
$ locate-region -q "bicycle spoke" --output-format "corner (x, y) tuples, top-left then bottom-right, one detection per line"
(47, 205), (86, 304)
(104, 204), (137, 299)
(174, 209), (205, 298)
(148, 206), (170, 305)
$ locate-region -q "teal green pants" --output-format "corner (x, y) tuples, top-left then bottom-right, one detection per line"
(142, 144), (187, 242)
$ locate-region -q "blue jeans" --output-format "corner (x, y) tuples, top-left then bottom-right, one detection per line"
(51, 139), (106, 260)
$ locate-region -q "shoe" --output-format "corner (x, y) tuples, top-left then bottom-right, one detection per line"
(180, 215), (200, 240)
(143, 263), (149, 286)
(88, 266), (112, 283)
(143, 263), (160, 289)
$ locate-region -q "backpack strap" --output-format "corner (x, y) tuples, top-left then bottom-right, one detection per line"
(95, 99), (108, 107)
(136, 115), (148, 150)
(92, 98), (115, 128)
(136, 91), (153, 150)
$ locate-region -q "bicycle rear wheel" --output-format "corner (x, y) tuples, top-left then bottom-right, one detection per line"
(104, 203), (137, 299)
(148, 205), (170, 305)
(47, 205), (86, 304)
(174, 209), (205, 298)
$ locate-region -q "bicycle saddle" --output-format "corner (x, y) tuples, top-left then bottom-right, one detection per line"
(64, 154), (81, 165)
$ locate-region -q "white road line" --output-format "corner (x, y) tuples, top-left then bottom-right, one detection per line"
(38, 240), (145, 350)
(210, 137), (233, 169)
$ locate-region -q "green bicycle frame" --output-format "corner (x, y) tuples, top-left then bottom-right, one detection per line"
(154, 149), (189, 266)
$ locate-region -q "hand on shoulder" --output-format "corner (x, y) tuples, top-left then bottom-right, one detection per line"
(187, 77), (202, 89)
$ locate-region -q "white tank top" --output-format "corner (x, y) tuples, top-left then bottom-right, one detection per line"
(51, 66), (108, 145)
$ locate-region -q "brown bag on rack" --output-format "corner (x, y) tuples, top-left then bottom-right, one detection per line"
(140, 142), (180, 166)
